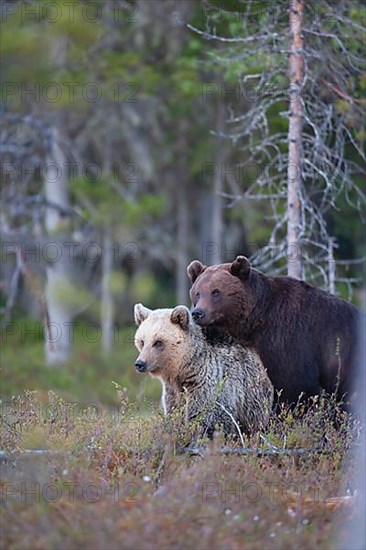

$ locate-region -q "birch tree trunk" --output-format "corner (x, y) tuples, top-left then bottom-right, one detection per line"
(43, 34), (72, 364)
(44, 125), (72, 364)
(287, 0), (304, 279)
(176, 182), (189, 305)
(211, 101), (226, 264)
(101, 228), (113, 353)
(175, 119), (190, 305)
(100, 119), (115, 354)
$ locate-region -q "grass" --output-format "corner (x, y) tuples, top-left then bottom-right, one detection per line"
(1, 322), (363, 549)
(0, 386), (362, 550)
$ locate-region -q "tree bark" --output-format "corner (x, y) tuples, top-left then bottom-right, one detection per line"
(175, 118), (190, 305)
(328, 238), (336, 295)
(176, 182), (189, 305)
(44, 125), (72, 365)
(287, 0), (304, 279)
(211, 100), (226, 264)
(43, 34), (73, 365)
(101, 228), (113, 353)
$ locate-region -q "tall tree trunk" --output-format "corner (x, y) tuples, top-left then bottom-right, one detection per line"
(100, 119), (115, 354)
(287, 0), (304, 279)
(176, 119), (190, 305)
(43, 33), (73, 365)
(328, 238), (336, 295)
(211, 100), (226, 264)
(101, 228), (113, 353)
(176, 182), (189, 305)
(44, 125), (72, 365)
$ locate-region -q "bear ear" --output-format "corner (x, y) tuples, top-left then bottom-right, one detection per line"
(134, 303), (152, 326)
(187, 260), (207, 283)
(171, 306), (190, 331)
(230, 255), (251, 280)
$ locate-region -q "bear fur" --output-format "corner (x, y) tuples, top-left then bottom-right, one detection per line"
(134, 303), (273, 437)
(187, 255), (361, 407)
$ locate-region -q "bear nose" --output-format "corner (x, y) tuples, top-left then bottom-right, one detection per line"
(135, 359), (147, 372)
(192, 307), (205, 321)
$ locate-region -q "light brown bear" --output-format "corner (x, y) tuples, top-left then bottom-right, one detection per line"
(134, 303), (273, 438)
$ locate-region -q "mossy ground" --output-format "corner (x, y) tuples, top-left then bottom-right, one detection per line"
(1, 384), (362, 550)
(1, 326), (363, 549)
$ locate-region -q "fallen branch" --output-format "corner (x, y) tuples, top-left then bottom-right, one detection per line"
(216, 401), (245, 447)
(184, 445), (323, 457)
(0, 445), (324, 463)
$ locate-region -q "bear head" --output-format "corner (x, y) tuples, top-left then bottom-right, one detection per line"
(133, 303), (194, 380)
(187, 255), (255, 330)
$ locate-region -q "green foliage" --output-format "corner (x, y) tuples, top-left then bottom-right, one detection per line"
(71, 174), (167, 227)
(130, 272), (158, 305)
(1, 1), (104, 110)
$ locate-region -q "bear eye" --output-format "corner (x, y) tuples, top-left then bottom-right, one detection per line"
(195, 292), (200, 299)
(211, 289), (220, 298)
(139, 340), (144, 348)
(152, 340), (163, 348)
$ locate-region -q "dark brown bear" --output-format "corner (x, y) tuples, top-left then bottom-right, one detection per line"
(187, 255), (361, 407)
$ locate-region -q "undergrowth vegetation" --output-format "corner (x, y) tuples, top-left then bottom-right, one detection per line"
(0, 389), (362, 549)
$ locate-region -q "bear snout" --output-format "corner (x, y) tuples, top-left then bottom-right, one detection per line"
(135, 359), (148, 373)
(192, 307), (206, 322)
